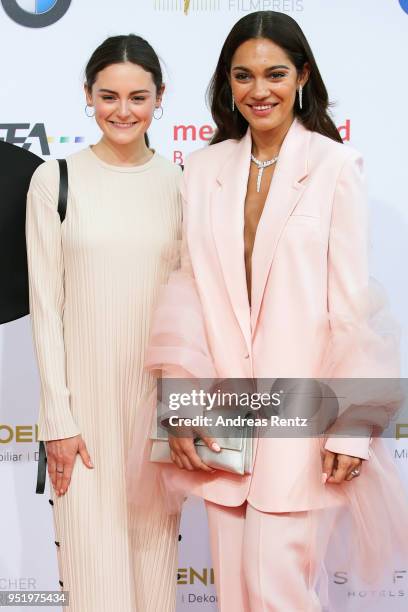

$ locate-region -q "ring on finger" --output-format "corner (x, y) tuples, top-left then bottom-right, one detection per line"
(56, 467), (64, 474)
(350, 468), (360, 478)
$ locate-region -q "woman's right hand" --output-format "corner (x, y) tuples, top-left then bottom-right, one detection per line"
(168, 429), (220, 473)
(46, 435), (94, 496)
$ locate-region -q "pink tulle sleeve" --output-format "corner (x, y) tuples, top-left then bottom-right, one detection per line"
(146, 169), (217, 381)
(125, 269), (218, 516)
(298, 282), (408, 603)
(319, 278), (402, 460)
(310, 154), (408, 597)
(144, 269), (217, 380)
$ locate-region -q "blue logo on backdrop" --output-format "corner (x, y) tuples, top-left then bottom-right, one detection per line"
(1, 0), (71, 27)
(400, 0), (408, 14)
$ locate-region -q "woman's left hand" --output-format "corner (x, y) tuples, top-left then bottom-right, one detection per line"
(322, 450), (362, 484)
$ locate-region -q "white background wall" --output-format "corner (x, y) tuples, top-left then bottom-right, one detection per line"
(1, 1), (408, 610)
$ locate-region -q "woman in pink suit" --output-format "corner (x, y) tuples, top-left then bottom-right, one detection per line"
(128, 11), (408, 611)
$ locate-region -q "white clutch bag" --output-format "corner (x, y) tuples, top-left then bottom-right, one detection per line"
(149, 381), (255, 475)
(150, 432), (254, 475)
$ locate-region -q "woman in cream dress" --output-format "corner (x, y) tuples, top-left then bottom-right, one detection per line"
(26, 35), (181, 612)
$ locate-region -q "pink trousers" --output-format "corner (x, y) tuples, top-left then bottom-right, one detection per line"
(205, 501), (323, 612)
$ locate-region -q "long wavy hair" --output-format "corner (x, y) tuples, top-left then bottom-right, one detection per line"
(207, 11), (342, 145)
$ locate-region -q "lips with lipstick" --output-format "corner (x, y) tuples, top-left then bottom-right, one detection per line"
(247, 102), (279, 117)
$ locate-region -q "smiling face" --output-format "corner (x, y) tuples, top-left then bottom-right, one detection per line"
(230, 37), (309, 136)
(85, 61), (163, 147)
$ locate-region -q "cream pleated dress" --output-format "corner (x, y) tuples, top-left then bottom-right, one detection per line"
(25, 146), (182, 612)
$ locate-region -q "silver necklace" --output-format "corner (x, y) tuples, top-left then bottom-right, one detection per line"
(251, 154), (279, 193)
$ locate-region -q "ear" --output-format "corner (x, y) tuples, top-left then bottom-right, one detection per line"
(156, 83), (165, 107)
(298, 62), (311, 88)
(84, 83), (93, 106)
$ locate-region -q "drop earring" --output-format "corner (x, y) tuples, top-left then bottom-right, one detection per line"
(298, 84), (303, 110)
(232, 94), (235, 112)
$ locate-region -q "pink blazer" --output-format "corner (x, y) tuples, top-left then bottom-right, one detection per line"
(147, 118), (377, 512)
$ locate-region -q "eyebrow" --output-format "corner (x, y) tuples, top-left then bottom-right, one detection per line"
(97, 88), (151, 95)
(231, 64), (290, 71)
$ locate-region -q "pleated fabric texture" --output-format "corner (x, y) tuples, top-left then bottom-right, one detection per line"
(26, 147), (182, 612)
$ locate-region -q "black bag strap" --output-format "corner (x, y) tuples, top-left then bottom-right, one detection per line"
(36, 159), (68, 494)
(36, 440), (47, 494)
(57, 158), (68, 223)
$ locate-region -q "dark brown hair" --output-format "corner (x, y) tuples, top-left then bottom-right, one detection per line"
(207, 11), (342, 145)
(85, 35), (163, 147)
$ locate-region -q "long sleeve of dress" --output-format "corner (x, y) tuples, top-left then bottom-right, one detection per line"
(26, 161), (80, 441)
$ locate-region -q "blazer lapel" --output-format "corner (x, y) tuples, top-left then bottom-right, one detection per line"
(250, 119), (311, 335)
(210, 119), (311, 349)
(211, 129), (252, 352)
